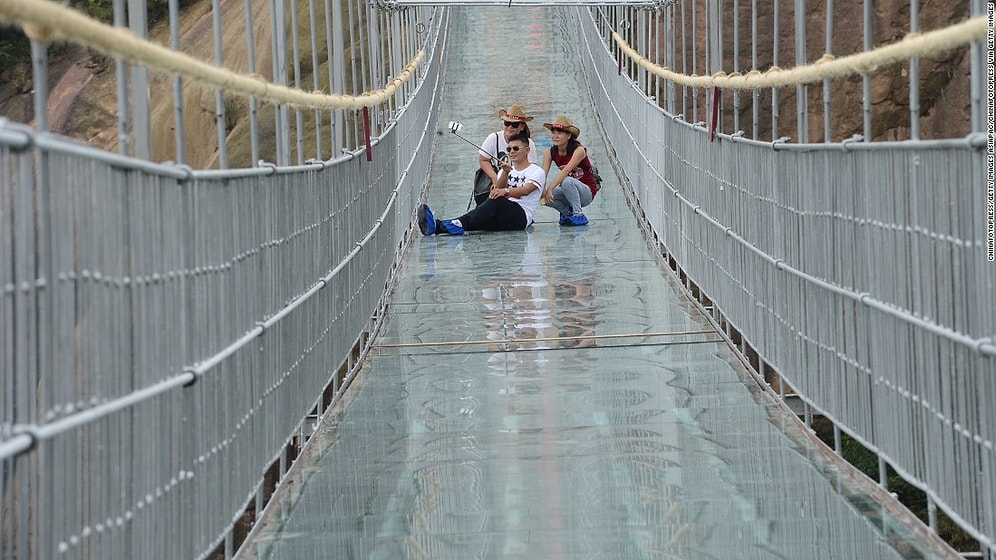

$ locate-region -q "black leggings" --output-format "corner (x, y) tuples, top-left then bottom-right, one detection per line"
(458, 197), (527, 231)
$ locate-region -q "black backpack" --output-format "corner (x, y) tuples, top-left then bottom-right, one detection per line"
(471, 132), (506, 208)
(571, 140), (602, 192)
(587, 159), (603, 191)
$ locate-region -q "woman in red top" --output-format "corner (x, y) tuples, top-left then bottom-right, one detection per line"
(541, 115), (598, 226)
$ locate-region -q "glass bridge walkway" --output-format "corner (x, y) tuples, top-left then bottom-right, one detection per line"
(241, 6), (956, 559)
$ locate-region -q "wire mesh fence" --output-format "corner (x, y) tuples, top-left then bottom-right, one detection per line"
(579, 3), (992, 555)
(0, 0), (444, 557)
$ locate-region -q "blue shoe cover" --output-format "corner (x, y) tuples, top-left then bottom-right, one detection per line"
(569, 213), (589, 226)
(417, 205), (436, 235)
(558, 213), (570, 226)
(441, 219), (465, 235)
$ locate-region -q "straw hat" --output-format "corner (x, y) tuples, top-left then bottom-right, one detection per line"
(543, 115), (580, 139)
(497, 104), (534, 123)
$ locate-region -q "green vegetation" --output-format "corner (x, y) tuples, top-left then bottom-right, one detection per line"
(0, 0), (183, 70)
(812, 419), (979, 553)
(0, 28), (30, 68)
(82, 0), (174, 24)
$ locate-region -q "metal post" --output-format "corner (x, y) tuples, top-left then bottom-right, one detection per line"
(271, 0), (291, 165)
(771, 0), (780, 139)
(909, 0), (919, 140)
(212, 0), (229, 168)
(691, 0), (698, 121)
(291, 0), (304, 165)
(114, 0), (130, 156)
(368, 2), (382, 132)
(30, 42), (48, 133)
(244, 0), (260, 166)
(128, 0), (152, 160)
(667, 4), (676, 113)
(637, 9), (646, 95)
(716, 0), (723, 130)
(681, 0), (688, 118)
(733, 0), (740, 132)
(706, 0), (722, 135)
(794, 0), (807, 142)
(325, 0), (342, 155)
(346, 0), (361, 149)
(392, 12), (404, 113)
(29, 37), (54, 560)
(822, 0), (833, 142)
(862, 0), (872, 140)
(651, 8), (659, 105)
(751, 0), (758, 139)
(309, 0), (323, 160)
(169, 0), (185, 164)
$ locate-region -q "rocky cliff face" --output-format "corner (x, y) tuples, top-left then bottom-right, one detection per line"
(0, 1), (977, 161)
(665, 0), (973, 142)
(0, 0), (279, 168)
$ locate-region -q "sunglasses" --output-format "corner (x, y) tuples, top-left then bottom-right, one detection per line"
(506, 145), (525, 152)
(503, 121), (523, 128)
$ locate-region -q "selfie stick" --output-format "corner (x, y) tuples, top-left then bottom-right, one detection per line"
(446, 121), (483, 151)
(447, 121), (505, 167)
(448, 121), (513, 210)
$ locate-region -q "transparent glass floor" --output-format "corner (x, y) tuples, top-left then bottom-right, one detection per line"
(242, 6), (954, 559)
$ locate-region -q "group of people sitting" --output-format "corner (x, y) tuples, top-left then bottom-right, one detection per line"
(418, 104), (600, 236)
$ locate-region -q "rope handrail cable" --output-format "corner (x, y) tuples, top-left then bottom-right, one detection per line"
(612, 15), (987, 90)
(2, 0), (983, 101)
(0, 0), (423, 110)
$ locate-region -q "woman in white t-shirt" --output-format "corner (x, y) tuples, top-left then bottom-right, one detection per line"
(420, 133), (543, 235)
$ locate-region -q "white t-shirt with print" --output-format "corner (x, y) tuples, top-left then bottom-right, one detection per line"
(499, 163), (545, 225)
(479, 131), (539, 165)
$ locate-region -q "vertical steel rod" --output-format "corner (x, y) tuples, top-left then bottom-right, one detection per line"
(291, 0), (304, 165)
(128, 0), (151, 159)
(772, 0), (780, 138)
(795, 0), (807, 142)
(212, 0), (229, 168)
(909, 0), (920, 140)
(751, 0), (758, 139)
(114, 0), (130, 155)
(169, 0), (185, 164)
(244, 0), (260, 166)
(733, 0), (740, 132)
(691, 0), (698, 121)
(309, 0), (323, 160)
(862, 0), (872, 140)
(823, 0), (833, 142)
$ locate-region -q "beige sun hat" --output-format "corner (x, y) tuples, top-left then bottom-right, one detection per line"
(542, 115), (581, 139)
(497, 104), (535, 123)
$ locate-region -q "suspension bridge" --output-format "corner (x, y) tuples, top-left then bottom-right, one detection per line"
(0, 0), (993, 558)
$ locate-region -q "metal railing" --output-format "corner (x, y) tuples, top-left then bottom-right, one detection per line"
(1, 0), (993, 558)
(575, 2), (993, 556)
(0, 0), (445, 557)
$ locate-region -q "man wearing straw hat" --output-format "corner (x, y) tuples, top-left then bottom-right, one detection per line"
(541, 115), (599, 226)
(419, 132), (543, 236)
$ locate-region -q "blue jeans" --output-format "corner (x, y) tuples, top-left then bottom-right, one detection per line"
(548, 177), (593, 215)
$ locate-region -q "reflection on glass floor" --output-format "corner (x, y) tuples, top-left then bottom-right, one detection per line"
(244, 229), (950, 560)
(245, 226), (952, 559)
(241, 6), (954, 560)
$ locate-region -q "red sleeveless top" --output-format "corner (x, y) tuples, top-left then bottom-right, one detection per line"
(549, 143), (598, 197)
